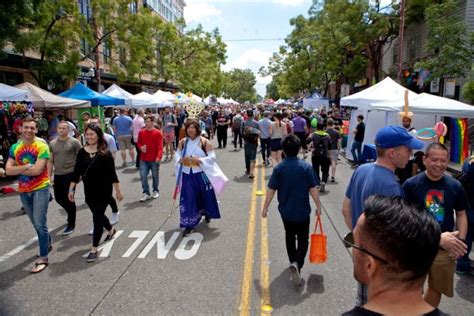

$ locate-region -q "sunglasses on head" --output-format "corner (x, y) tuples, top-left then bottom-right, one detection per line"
(343, 232), (389, 265)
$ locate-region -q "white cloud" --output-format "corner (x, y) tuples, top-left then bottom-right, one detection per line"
(222, 48), (274, 96)
(223, 48), (271, 72)
(184, 2), (222, 23)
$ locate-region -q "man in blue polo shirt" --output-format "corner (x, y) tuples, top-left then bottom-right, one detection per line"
(342, 125), (425, 306)
(262, 134), (321, 288)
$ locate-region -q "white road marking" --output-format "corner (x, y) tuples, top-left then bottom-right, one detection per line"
(81, 230), (124, 258)
(0, 230), (52, 263)
(138, 231), (180, 259)
(174, 233), (203, 260)
(122, 231), (149, 258)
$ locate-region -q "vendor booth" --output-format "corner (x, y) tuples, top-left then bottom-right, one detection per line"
(60, 83), (124, 131)
(103, 84), (151, 108)
(341, 77), (474, 164)
(15, 82), (90, 109)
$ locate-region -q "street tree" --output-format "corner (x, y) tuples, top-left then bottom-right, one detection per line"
(222, 68), (257, 103)
(416, 0), (474, 90)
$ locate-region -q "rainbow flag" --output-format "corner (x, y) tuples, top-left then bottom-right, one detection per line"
(449, 118), (469, 163)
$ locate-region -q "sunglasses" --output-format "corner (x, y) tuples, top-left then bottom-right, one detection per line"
(343, 232), (389, 265)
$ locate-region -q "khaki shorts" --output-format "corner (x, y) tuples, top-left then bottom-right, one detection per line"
(117, 135), (133, 150)
(329, 149), (339, 161)
(428, 249), (455, 297)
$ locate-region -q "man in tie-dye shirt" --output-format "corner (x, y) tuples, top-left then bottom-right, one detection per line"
(6, 117), (51, 274)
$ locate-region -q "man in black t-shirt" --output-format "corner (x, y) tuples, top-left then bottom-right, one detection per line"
(326, 119), (341, 182)
(342, 196), (446, 316)
(402, 143), (468, 308)
(351, 115), (365, 166)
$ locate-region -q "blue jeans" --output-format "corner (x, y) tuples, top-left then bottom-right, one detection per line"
(20, 187), (51, 259)
(260, 137), (271, 162)
(351, 141), (362, 164)
(139, 161), (160, 195)
(244, 142), (258, 173)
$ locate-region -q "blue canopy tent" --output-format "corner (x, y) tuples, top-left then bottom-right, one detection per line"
(60, 83), (124, 130)
(59, 82), (124, 106)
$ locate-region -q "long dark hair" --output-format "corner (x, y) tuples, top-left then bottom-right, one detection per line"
(84, 124), (108, 155)
(273, 112), (282, 128)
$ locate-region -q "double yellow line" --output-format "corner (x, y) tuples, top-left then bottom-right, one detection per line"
(238, 161), (272, 315)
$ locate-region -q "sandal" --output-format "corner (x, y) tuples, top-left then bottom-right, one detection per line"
(31, 260), (48, 274)
(104, 228), (116, 242)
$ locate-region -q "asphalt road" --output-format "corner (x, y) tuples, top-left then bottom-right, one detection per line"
(0, 136), (473, 315)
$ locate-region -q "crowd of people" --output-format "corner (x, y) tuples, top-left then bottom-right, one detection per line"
(3, 101), (473, 315)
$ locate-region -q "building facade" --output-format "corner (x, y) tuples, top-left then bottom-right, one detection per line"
(0, 0), (186, 93)
(381, 0), (474, 103)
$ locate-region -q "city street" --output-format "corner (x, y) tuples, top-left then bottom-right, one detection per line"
(0, 137), (473, 315)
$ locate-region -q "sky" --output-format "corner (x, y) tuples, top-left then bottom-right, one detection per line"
(184, 0), (313, 97)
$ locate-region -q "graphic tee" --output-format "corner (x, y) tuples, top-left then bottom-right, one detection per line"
(9, 139), (50, 192)
(402, 172), (468, 232)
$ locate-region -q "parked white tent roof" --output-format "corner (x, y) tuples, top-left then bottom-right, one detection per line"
(0, 83), (29, 101)
(15, 82), (90, 108)
(373, 93), (474, 118)
(341, 77), (418, 109)
(103, 84), (153, 108)
(132, 92), (163, 108)
(154, 90), (175, 102)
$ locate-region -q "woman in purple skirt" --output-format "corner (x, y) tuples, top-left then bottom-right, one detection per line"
(175, 119), (222, 236)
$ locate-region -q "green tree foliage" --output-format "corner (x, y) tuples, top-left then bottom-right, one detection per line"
(222, 68), (257, 103)
(416, 0), (474, 80)
(265, 81), (280, 100)
(8, 0), (84, 89)
(1, 0), (228, 95)
(261, 0), (398, 101)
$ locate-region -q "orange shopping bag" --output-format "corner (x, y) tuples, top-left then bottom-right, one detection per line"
(309, 214), (327, 264)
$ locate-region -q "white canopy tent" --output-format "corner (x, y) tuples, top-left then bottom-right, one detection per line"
(341, 77), (418, 109)
(15, 82), (90, 109)
(154, 90), (175, 102)
(341, 77), (474, 160)
(0, 83), (29, 101)
(103, 84), (151, 108)
(374, 93), (474, 118)
(132, 92), (164, 108)
(303, 92), (329, 109)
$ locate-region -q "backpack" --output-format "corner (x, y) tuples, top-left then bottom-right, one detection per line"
(312, 134), (328, 158)
(243, 121), (258, 144)
(232, 116), (242, 131)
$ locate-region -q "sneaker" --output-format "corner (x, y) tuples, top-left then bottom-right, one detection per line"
(86, 251), (98, 263)
(289, 262), (302, 287)
(205, 215), (211, 223)
(320, 182), (326, 193)
(88, 227), (94, 235)
(331, 176), (335, 183)
(61, 226), (75, 236)
(140, 193), (151, 202)
(122, 162), (127, 167)
(152, 191), (160, 199)
(110, 212), (119, 225)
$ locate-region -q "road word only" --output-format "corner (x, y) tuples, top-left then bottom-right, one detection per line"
(83, 230), (204, 260)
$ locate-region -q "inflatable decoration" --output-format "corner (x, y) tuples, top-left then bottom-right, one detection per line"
(398, 90), (414, 119)
(185, 101), (204, 120)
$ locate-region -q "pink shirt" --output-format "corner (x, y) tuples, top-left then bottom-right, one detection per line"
(132, 115), (145, 142)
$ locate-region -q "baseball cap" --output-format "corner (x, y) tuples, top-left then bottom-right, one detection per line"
(375, 125), (424, 150)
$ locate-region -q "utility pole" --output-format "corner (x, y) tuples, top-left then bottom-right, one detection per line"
(397, 0), (406, 82)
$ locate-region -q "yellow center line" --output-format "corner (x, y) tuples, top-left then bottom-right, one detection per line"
(260, 165), (272, 315)
(238, 160), (260, 315)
